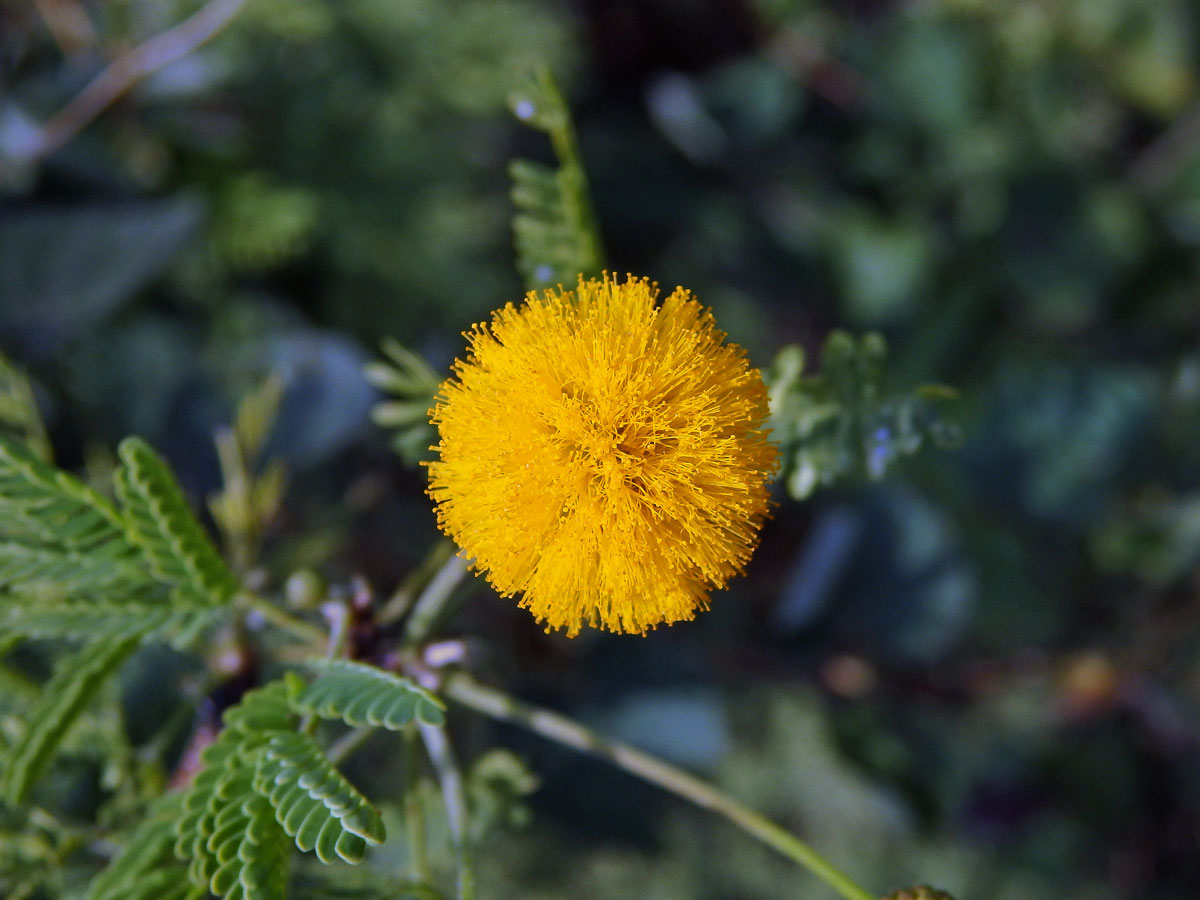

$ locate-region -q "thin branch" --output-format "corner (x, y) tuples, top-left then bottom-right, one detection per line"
(238, 592), (327, 648)
(401, 554), (469, 647)
(418, 721), (475, 900)
(378, 539), (455, 627)
(326, 726), (375, 766)
(442, 673), (876, 900)
(7, 0), (248, 162)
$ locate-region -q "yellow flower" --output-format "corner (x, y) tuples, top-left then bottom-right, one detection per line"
(426, 274), (777, 636)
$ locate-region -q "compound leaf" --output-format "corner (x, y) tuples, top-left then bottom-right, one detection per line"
(0, 542), (155, 598)
(115, 437), (240, 606)
(507, 67), (604, 291)
(0, 354), (51, 462)
(2, 624), (146, 805)
(175, 679), (298, 900)
(0, 434), (129, 555)
(294, 659), (445, 728)
(86, 795), (206, 900)
(253, 730), (385, 863)
(0, 598), (214, 649)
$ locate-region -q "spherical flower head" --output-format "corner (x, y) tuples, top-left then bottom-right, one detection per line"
(426, 274), (778, 636)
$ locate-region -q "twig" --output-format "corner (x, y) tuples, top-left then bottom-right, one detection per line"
(326, 726), (375, 767)
(378, 540), (455, 627)
(6, 0), (248, 162)
(321, 601), (350, 659)
(442, 673), (876, 900)
(238, 592), (327, 648)
(401, 555), (469, 647)
(418, 721), (475, 900)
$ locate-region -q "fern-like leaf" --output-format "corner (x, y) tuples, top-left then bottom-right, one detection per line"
(86, 795), (206, 900)
(2, 625), (145, 805)
(115, 437), (240, 606)
(294, 660), (445, 728)
(0, 354), (51, 462)
(0, 434), (130, 555)
(508, 66), (604, 291)
(254, 731), (385, 863)
(1, 599), (213, 649)
(365, 338), (442, 466)
(0, 542), (155, 597)
(175, 679), (298, 900)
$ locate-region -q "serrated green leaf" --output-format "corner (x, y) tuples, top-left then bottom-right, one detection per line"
(254, 731), (385, 862)
(115, 437), (240, 606)
(294, 659), (445, 728)
(2, 625), (145, 805)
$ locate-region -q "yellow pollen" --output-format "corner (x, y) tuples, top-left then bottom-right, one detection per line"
(424, 273), (779, 636)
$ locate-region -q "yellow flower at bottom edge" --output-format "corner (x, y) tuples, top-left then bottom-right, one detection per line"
(425, 273), (778, 636)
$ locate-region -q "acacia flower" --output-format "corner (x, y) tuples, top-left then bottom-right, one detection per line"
(426, 274), (777, 636)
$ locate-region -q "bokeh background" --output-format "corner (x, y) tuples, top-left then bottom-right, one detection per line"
(3, 1), (1200, 898)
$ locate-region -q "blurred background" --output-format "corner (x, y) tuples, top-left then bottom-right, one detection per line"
(3, 1), (1200, 898)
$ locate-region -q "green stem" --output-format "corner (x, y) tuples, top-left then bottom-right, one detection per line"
(379, 540), (455, 627)
(442, 673), (875, 900)
(238, 593), (326, 648)
(326, 727), (375, 766)
(418, 721), (475, 900)
(401, 555), (469, 648)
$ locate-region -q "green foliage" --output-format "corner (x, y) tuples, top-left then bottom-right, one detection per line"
(86, 796), (205, 900)
(209, 374), (289, 573)
(466, 749), (539, 842)
(294, 660), (446, 728)
(175, 679), (299, 900)
(1091, 491), (1200, 585)
(115, 437), (241, 606)
(210, 172), (320, 275)
(2, 626), (146, 805)
(508, 67), (605, 291)
(8, 0), (1200, 897)
(0, 432), (240, 619)
(0, 542), (154, 598)
(766, 333), (959, 499)
(5, 600), (212, 647)
(365, 339), (442, 466)
(254, 731), (385, 863)
(0, 356), (50, 463)
(0, 432), (242, 809)
(172, 670), (428, 898)
(0, 200), (201, 357)
(0, 435), (130, 557)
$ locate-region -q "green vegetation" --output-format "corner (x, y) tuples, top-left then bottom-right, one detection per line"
(2, 1), (1198, 899)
